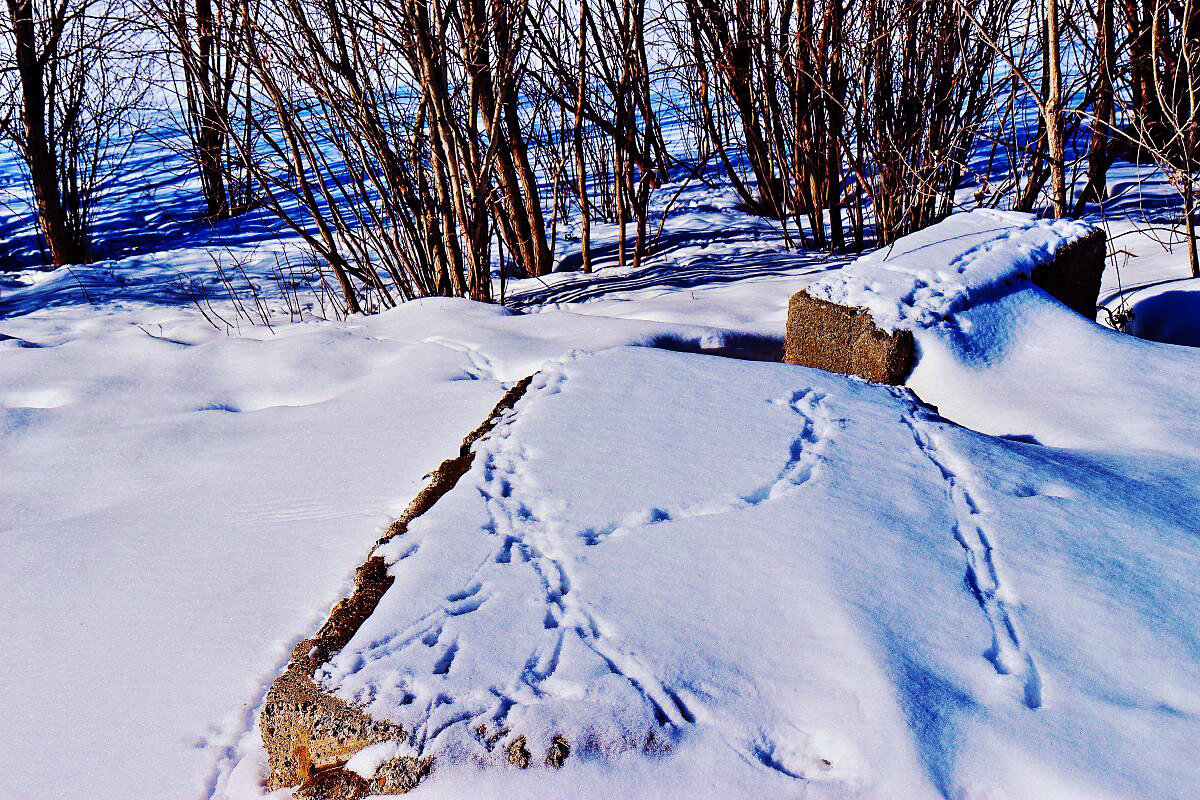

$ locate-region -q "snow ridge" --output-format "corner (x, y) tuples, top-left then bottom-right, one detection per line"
(423, 335), (500, 382)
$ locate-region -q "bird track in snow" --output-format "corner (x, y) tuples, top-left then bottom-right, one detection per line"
(581, 386), (834, 547)
(322, 372), (841, 764)
(894, 390), (1043, 709)
(468, 378), (837, 743)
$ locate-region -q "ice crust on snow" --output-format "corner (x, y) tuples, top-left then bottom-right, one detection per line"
(803, 208), (1095, 331)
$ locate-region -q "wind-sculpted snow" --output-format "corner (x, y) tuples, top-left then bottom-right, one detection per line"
(311, 346), (1200, 799)
(908, 265), (1200, 452)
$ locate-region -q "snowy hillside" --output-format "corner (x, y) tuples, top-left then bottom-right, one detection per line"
(1, 121), (1199, 800)
(4, 0), (1200, 794)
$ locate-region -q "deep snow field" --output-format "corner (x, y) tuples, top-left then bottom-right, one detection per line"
(2, 140), (1200, 800)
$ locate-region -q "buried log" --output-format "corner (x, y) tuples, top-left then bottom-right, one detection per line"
(784, 220), (1107, 385)
(259, 377), (536, 796)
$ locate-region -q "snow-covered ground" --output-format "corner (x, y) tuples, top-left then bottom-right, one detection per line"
(0, 295), (810, 800)
(3, 152), (1200, 800)
(310, 339), (1200, 800)
(249, 215), (1200, 799)
(1096, 219), (1200, 346)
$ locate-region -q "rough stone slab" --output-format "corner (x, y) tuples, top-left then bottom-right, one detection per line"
(784, 292), (915, 384)
(1030, 227), (1108, 318)
(259, 556), (413, 792)
(258, 377), (534, 796)
(784, 220), (1107, 384)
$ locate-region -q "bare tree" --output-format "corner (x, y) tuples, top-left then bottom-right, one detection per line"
(229, 0), (557, 313)
(528, 0), (670, 269)
(1074, 0), (1117, 212)
(142, 0), (251, 219)
(847, 0), (1006, 244)
(960, 0), (1108, 219)
(1119, 0), (1200, 276)
(675, 0), (1009, 250)
(0, 0), (147, 266)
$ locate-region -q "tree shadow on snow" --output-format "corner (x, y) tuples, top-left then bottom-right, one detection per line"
(506, 229), (852, 308)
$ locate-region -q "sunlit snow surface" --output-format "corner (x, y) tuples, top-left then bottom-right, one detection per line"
(2, 171), (1200, 799)
(300, 338), (1200, 800)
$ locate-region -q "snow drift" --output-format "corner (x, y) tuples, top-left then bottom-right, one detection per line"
(297, 334), (1200, 799)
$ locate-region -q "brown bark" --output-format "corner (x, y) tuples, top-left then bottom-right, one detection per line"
(575, 0), (591, 273)
(1045, 0), (1067, 218)
(1185, 181), (1200, 278)
(1076, 0), (1115, 212)
(194, 0), (230, 219)
(7, 0), (84, 267)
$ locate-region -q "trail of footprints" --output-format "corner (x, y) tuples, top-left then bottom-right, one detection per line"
(581, 387), (834, 547)
(894, 390), (1043, 709)
(472, 369), (691, 730)
(347, 371), (840, 762)
(334, 373), (1042, 776)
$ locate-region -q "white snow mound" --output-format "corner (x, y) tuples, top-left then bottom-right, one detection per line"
(315, 345), (1200, 800)
(803, 209), (1094, 331)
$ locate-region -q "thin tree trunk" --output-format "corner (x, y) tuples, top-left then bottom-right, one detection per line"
(575, 0), (591, 272)
(1046, 0), (1067, 217)
(1187, 185), (1200, 277)
(7, 0), (80, 267)
(195, 0), (230, 219)
(1076, 0), (1115, 212)
(825, 0), (845, 251)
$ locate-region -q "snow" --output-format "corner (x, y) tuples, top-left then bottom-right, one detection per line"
(0, 306), (503, 800)
(1088, 218), (1200, 345)
(1125, 279), (1200, 345)
(909, 278), (1200, 451)
(504, 187), (851, 340)
(803, 209), (1094, 331)
(313, 342), (1200, 800)
(2, 135), (1200, 800)
(0, 292), (847, 800)
(1098, 220), (1199, 312)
